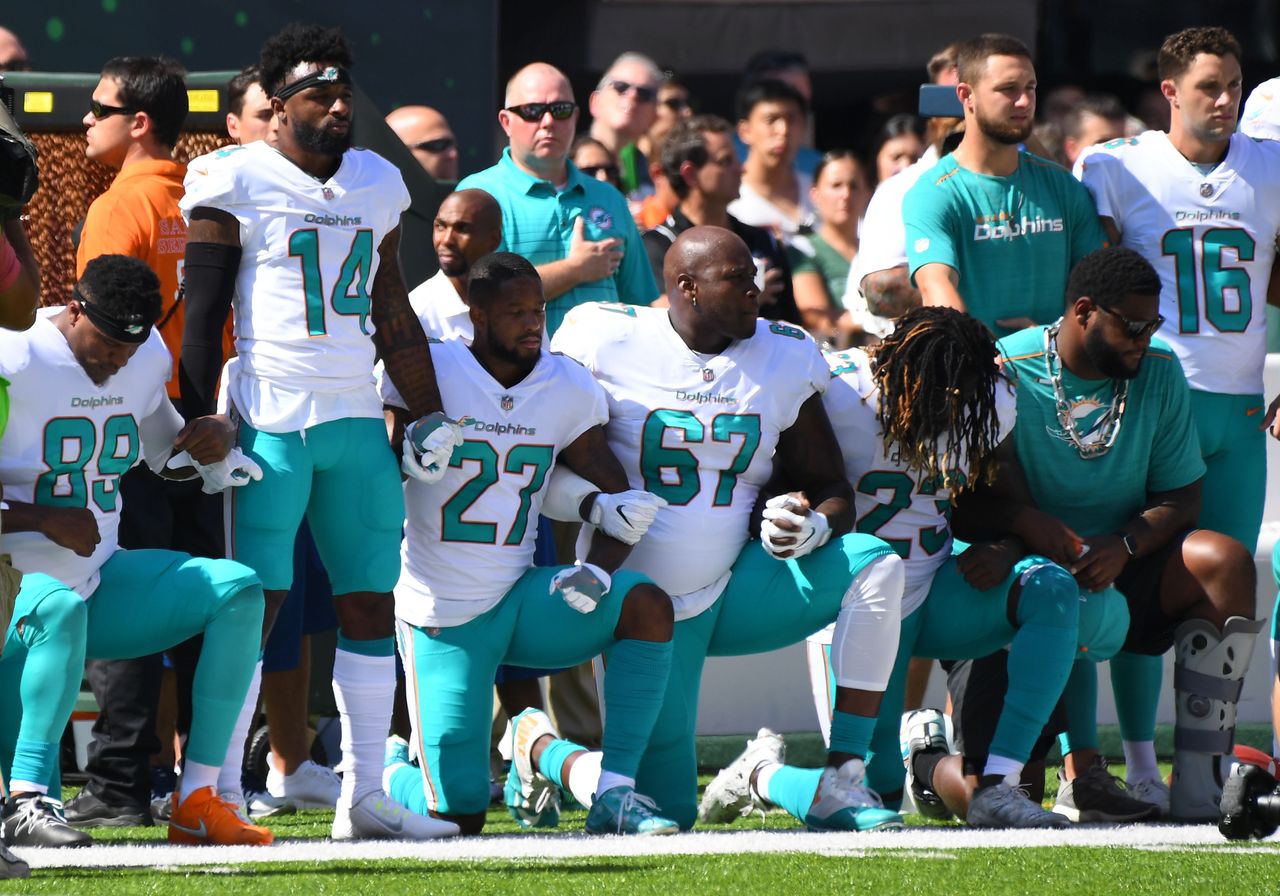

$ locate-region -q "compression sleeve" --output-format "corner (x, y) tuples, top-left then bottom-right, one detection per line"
(178, 241), (241, 420)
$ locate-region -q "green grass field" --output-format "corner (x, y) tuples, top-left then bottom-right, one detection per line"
(10, 760), (1276, 896)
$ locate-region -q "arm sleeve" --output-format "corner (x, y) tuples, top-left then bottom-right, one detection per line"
(178, 242), (241, 420)
(140, 393), (186, 473)
(903, 180), (960, 285)
(541, 465), (599, 523)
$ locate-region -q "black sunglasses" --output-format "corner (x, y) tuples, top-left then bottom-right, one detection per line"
(411, 136), (456, 154)
(660, 96), (692, 112)
(579, 164), (620, 181)
(90, 99), (139, 119)
(1099, 305), (1165, 339)
(505, 102), (576, 122)
(607, 79), (657, 103)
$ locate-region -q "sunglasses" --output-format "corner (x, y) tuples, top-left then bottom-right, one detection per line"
(411, 136), (456, 154)
(1099, 305), (1165, 339)
(505, 101), (576, 122)
(579, 164), (620, 181)
(607, 80), (657, 103)
(89, 99), (139, 119)
(660, 96), (692, 112)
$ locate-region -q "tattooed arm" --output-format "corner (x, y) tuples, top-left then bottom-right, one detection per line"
(860, 265), (921, 320)
(371, 226), (443, 419)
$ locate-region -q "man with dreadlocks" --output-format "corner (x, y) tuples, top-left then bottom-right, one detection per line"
(501, 225), (907, 833)
(709, 306), (1117, 828)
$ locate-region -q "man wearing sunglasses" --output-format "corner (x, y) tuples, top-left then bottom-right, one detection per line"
(1074, 26), (1280, 821)
(588, 52), (662, 200)
(459, 62), (657, 336)
(992, 246), (1260, 824)
(386, 105), (459, 183)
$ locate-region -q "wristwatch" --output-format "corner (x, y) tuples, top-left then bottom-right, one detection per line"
(1116, 531), (1138, 557)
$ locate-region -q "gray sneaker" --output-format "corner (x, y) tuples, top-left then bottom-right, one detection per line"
(1052, 765), (1160, 823)
(1125, 776), (1170, 818)
(967, 781), (1070, 829)
(698, 728), (785, 824)
(0, 843), (29, 880)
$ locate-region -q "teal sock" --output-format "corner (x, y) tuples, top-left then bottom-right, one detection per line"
(9, 585), (86, 790)
(829, 710), (875, 758)
(540, 737), (589, 792)
(185, 585), (265, 767)
(1110, 651), (1162, 742)
(600, 639), (672, 777)
(1058, 658), (1100, 757)
(994, 563), (1077, 762)
(386, 761), (430, 815)
(761, 766), (823, 823)
(336, 632), (396, 657)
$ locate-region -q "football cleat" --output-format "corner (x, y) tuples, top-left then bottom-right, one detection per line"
(1, 795), (93, 848)
(331, 790), (459, 841)
(168, 786), (274, 846)
(899, 708), (954, 821)
(967, 781), (1069, 829)
(268, 758), (341, 811)
(1052, 764), (1159, 823)
(698, 728), (785, 824)
(501, 709), (562, 829)
(805, 761), (903, 832)
(585, 786), (679, 836)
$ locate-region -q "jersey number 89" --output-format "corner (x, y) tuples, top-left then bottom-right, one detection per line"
(35, 415), (139, 512)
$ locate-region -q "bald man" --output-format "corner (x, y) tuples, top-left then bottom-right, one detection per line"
(504, 226), (905, 834)
(457, 62), (657, 335)
(0, 27), (28, 72)
(407, 189), (502, 342)
(386, 105), (459, 182)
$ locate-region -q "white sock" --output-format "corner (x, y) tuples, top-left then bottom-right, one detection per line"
(568, 750), (603, 809)
(180, 761), (220, 801)
(1123, 739), (1159, 783)
(754, 760), (784, 803)
(9, 780), (46, 796)
(593, 769), (634, 800)
(983, 754), (1024, 783)
(217, 660), (263, 795)
(332, 649), (394, 810)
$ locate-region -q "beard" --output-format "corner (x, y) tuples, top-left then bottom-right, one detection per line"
(294, 117), (352, 156)
(1083, 326), (1143, 380)
(974, 107), (1033, 145)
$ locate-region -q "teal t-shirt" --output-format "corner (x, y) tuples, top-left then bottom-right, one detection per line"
(904, 151), (1107, 337)
(457, 149), (659, 335)
(997, 326), (1205, 535)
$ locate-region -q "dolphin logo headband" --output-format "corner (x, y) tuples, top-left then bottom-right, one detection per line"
(274, 65), (354, 102)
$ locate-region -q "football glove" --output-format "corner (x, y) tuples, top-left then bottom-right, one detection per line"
(588, 489), (667, 545)
(168, 448), (264, 494)
(760, 494), (831, 560)
(550, 562), (612, 614)
(403, 412), (464, 484)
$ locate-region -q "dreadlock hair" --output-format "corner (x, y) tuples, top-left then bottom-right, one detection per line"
(869, 306), (1003, 491)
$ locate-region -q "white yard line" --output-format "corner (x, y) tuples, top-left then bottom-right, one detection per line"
(14, 825), (1277, 869)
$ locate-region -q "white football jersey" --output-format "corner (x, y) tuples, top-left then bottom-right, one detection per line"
(0, 312), (181, 597)
(181, 142), (411, 430)
(1077, 131), (1280, 394)
(551, 304), (828, 620)
(380, 338), (607, 628)
(821, 348), (1017, 617)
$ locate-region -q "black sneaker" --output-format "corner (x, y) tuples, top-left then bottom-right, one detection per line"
(1, 796), (93, 848)
(1052, 762), (1160, 823)
(62, 788), (152, 828)
(0, 843), (30, 879)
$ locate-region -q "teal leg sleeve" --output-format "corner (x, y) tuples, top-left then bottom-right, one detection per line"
(600, 639), (672, 779)
(185, 582), (266, 767)
(990, 562), (1078, 763)
(829, 710), (876, 758)
(762, 766), (823, 823)
(541, 737), (589, 792)
(386, 761), (430, 815)
(865, 607), (923, 804)
(1058, 658), (1100, 756)
(2, 576), (86, 791)
(1110, 651), (1163, 743)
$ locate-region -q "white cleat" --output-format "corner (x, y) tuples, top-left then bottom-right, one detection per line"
(698, 728), (785, 824)
(501, 708), (562, 829)
(331, 790), (460, 840)
(268, 758), (342, 810)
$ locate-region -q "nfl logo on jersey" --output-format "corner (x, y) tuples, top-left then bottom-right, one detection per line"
(501, 395), (514, 411)
(702, 368), (714, 382)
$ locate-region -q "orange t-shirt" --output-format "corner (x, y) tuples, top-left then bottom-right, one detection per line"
(75, 158), (233, 400)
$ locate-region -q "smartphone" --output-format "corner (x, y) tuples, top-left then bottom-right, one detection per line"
(918, 84), (962, 119)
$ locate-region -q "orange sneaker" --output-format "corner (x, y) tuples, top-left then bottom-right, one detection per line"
(168, 786), (274, 846)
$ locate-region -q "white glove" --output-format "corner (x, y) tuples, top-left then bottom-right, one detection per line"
(549, 562), (612, 614)
(403, 412), (464, 484)
(168, 448), (264, 495)
(760, 494), (831, 560)
(588, 489), (667, 545)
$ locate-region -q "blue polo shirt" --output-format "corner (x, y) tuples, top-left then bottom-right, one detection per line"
(458, 149), (659, 335)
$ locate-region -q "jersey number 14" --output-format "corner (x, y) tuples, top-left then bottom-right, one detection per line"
(288, 229), (375, 337)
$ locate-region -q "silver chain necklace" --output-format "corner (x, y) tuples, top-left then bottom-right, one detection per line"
(1043, 320), (1128, 459)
